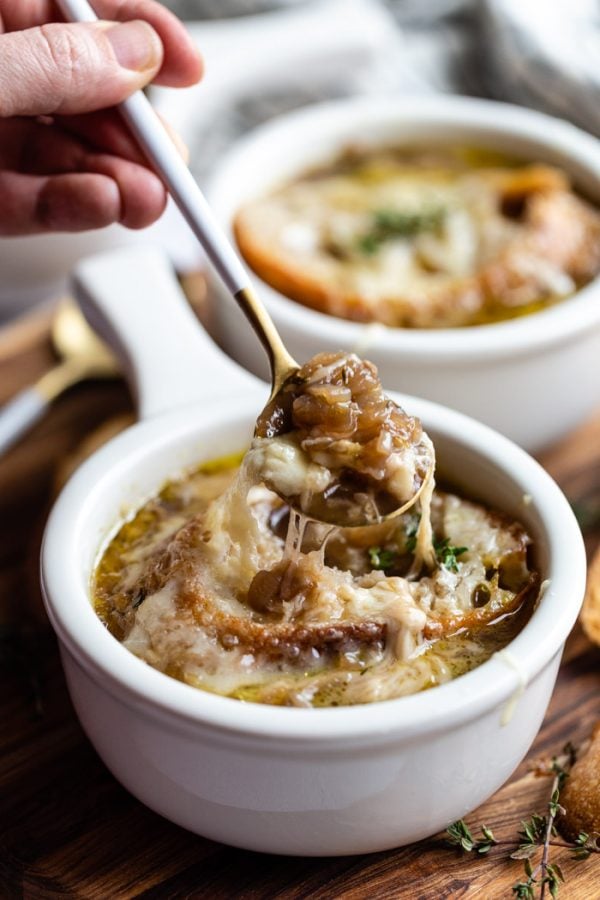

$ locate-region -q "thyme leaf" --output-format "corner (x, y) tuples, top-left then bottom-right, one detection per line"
(368, 546), (398, 571)
(434, 537), (468, 572)
(446, 820), (497, 855)
(571, 832), (600, 860)
(357, 207), (445, 256)
(405, 516), (420, 554)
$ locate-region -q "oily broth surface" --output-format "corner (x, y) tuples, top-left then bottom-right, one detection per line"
(93, 456), (535, 707)
(94, 455), (242, 642)
(227, 610), (531, 708)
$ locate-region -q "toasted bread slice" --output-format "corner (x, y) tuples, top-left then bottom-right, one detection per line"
(235, 158), (600, 328)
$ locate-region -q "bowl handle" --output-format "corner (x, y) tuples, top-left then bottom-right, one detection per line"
(73, 245), (264, 420)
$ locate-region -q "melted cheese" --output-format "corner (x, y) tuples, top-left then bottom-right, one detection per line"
(94, 457), (538, 707)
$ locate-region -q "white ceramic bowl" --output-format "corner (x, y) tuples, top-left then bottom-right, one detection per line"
(206, 95), (600, 451)
(41, 247), (586, 856)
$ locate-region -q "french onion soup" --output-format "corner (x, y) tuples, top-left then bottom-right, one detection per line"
(234, 145), (600, 328)
(94, 352), (539, 707)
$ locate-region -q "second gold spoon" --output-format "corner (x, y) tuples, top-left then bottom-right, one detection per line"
(0, 299), (118, 457)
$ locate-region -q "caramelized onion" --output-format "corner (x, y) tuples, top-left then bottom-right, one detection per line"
(253, 351), (433, 527)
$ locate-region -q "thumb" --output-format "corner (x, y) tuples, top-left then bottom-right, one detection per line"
(0, 21), (163, 117)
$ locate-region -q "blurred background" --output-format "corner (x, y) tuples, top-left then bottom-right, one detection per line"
(1, 0), (598, 320)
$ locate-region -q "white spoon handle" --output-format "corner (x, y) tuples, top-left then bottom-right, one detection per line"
(55, 0), (251, 298)
(0, 388), (47, 456)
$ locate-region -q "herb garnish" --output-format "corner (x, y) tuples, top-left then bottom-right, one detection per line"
(447, 820), (498, 855)
(370, 522), (468, 572)
(446, 742), (600, 898)
(368, 546), (398, 571)
(405, 516), (420, 554)
(434, 537), (468, 572)
(358, 207), (445, 256)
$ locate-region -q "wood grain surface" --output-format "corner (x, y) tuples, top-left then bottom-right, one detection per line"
(1, 303), (599, 900)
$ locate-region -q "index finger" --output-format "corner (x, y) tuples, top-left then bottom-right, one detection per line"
(0, 0), (203, 87)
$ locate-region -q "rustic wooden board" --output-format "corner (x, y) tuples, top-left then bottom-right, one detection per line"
(1, 303), (599, 899)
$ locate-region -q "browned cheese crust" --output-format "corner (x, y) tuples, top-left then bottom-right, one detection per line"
(423, 572), (539, 640)
(122, 516), (386, 663)
(117, 497), (533, 665)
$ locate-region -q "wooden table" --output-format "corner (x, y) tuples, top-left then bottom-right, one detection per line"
(1, 305), (599, 899)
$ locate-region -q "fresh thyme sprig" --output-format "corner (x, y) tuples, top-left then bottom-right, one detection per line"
(446, 742), (600, 898)
(511, 745), (574, 899)
(404, 517), (419, 555)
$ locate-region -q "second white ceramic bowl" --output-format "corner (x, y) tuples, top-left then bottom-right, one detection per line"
(206, 96), (600, 451)
(41, 247), (586, 855)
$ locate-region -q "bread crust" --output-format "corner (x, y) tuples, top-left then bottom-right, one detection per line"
(560, 724), (600, 841)
(582, 546), (600, 647)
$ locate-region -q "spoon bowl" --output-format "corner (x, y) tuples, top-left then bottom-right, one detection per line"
(0, 297), (119, 457)
(51, 298), (117, 371)
(253, 351), (435, 528)
(37, 298), (118, 401)
(260, 464), (432, 528)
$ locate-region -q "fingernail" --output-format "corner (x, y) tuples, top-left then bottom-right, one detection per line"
(106, 20), (162, 72)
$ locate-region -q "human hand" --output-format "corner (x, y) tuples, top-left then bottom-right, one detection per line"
(0, 0), (203, 235)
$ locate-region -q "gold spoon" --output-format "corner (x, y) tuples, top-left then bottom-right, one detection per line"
(39, 297), (119, 398)
(234, 284), (298, 403)
(0, 299), (119, 456)
(57, 0), (433, 528)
